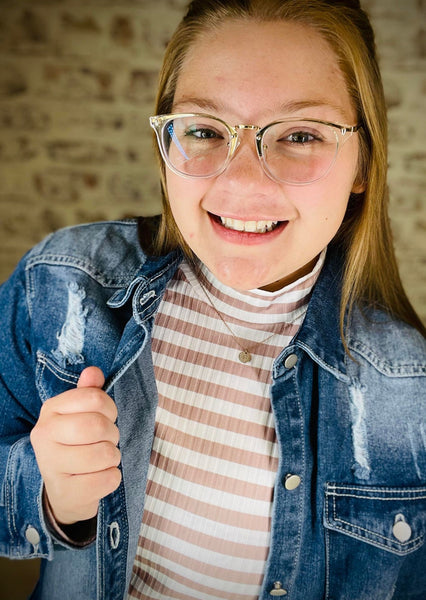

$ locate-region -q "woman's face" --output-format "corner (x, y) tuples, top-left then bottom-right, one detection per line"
(166, 19), (363, 291)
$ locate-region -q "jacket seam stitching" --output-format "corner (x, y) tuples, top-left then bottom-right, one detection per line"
(25, 255), (138, 288)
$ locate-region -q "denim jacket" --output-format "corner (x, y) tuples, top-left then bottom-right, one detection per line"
(0, 220), (425, 600)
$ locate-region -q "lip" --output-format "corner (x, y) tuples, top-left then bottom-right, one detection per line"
(208, 212), (287, 245)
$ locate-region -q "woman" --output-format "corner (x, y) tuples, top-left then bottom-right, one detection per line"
(0, 1), (425, 599)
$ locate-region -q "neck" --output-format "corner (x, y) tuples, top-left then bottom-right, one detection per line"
(259, 256), (320, 292)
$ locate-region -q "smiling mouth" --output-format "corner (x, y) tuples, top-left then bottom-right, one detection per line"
(218, 216), (280, 233)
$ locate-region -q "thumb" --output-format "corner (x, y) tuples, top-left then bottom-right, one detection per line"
(77, 366), (105, 389)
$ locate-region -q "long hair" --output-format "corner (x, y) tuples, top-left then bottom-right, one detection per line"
(150, 0), (425, 338)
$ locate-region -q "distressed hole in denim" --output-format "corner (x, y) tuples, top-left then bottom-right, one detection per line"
(348, 381), (371, 480)
(53, 281), (87, 365)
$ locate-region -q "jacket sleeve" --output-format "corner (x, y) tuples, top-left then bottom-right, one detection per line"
(0, 255), (54, 559)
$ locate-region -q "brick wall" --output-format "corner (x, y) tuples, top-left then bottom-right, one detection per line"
(0, 0), (424, 322)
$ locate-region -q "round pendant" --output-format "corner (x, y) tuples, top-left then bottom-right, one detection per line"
(239, 350), (252, 363)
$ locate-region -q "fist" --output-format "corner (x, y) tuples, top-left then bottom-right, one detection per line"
(30, 367), (121, 525)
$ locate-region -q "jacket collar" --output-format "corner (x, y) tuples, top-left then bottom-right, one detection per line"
(108, 244), (348, 377)
(293, 243), (348, 379)
(107, 249), (183, 322)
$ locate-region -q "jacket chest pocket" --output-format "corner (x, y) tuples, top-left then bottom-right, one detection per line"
(35, 351), (80, 402)
(324, 482), (426, 600)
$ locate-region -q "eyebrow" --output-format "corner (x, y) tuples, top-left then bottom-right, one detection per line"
(278, 99), (350, 121)
(172, 97), (226, 115)
(172, 97), (351, 123)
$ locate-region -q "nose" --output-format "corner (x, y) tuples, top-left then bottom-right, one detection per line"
(223, 127), (272, 187)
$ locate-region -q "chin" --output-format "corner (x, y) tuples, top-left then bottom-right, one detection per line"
(208, 259), (272, 291)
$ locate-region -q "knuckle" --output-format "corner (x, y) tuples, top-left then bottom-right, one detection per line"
(86, 387), (107, 412)
(102, 442), (121, 467)
(29, 426), (39, 446)
(108, 403), (118, 425)
(97, 468), (121, 498)
(30, 421), (50, 448)
(108, 467), (122, 492)
(86, 389), (117, 423)
(112, 424), (120, 445)
(39, 397), (55, 415)
(88, 412), (108, 438)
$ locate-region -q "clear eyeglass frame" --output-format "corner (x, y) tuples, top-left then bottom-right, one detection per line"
(149, 112), (362, 185)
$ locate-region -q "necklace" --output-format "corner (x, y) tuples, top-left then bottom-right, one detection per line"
(197, 278), (282, 363)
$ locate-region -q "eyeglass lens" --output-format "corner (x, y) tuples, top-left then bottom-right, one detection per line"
(161, 115), (340, 184)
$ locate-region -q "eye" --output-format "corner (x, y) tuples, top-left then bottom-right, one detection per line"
(185, 125), (224, 140)
(286, 131), (316, 144)
(270, 122), (327, 146)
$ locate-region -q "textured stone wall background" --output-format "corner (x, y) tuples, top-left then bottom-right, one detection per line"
(0, 1), (425, 598)
(0, 0), (424, 324)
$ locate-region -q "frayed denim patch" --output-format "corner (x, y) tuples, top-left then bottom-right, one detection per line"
(407, 423), (426, 481)
(349, 381), (371, 480)
(53, 281), (87, 365)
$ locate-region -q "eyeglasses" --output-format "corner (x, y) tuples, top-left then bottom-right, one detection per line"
(150, 113), (362, 185)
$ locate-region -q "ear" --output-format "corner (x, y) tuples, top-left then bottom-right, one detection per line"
(351, 179), (366, 194)
(351, 167), (366, 194)
(352, 155), (367, 194)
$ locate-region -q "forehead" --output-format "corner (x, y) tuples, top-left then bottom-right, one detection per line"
(174, 19), (354, 123)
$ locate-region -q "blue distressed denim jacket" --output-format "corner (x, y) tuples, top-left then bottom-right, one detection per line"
(0, 220), (425, 600)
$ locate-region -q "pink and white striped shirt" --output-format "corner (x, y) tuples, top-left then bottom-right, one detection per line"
(128, 252), (325, 600)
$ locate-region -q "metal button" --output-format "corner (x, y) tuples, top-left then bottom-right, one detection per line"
(284, 473), (301, 490)
(139, 290), (156, 305)
(392, 514), (412, 543)
(25, 526), (40, 546)
(284, 354), (298, 369)
(270, 581), (288, 596)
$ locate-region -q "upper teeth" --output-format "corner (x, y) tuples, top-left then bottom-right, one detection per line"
(220, 217), (278, 233)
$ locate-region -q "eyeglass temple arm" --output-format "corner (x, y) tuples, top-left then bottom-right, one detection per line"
(166, 123), (189, 161)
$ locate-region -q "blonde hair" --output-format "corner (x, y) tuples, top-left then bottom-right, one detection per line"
(151, 0), (425, 337)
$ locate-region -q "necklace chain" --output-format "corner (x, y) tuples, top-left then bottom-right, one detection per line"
(196, 277), (281, 363)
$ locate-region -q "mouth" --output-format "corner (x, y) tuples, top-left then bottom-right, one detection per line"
(219, 216), (279, 234)
(211, 213), (282, 234)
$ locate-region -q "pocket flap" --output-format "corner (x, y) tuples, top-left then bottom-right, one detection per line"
(324, 483), (426, 556)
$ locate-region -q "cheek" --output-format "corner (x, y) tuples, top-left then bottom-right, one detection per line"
(313, 159), (357, 217)
(166, 174), (190, 226)
(165, 173), (208, 241)
(292, 176), (353, 243)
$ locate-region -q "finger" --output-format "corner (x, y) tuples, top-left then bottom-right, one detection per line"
(64, 468), (122, 504)
(77, 366), (105, 389)
(47, 412), (120, 446)
(49, 442), (121, 476)
(43, 387), (118, 423)
(47, 467), (122, 524)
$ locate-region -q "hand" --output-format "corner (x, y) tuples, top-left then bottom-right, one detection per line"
(30, 367), (121, 525)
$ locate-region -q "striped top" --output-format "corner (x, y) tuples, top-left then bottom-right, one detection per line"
(127, 252), (325, 600)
